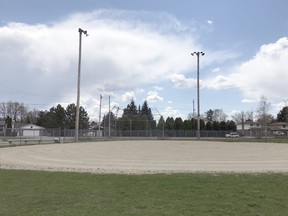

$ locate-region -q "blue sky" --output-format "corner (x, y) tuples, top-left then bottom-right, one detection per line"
(0, 0), (287, 122)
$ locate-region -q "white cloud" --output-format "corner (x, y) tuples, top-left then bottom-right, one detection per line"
(0, 9), (201, 105)
(146, 91), (163, 102)
(121, 91), (136, 102)
(211, 67), (220, 73)
(162, 107), (183, 119)
(205, 75), (233, 90)
(170, 73), (196, 88)
(234, 37), (288, 101)
(0, 9), (240, 119)
(207, 20), (213, 25)
(241, 99), (257, 103)
(135, 88), (145, 94)
(206, 37), (288, 104)
(153, 86), (163, 91)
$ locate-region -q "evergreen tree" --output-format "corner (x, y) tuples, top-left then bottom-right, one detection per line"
(123, 98), (138, 117)
(78, 106), (90, 129)
(219, 121), (228, 130)
(227, 120), (237, 131)
(65, 103), (76, 129)
(141, 100), (154, 121)
(36, 103), (89, 129)
(50, 104), (66, 129)
(200, 119), (206, 130)
(119, 99), (156, 131)
(157, 116), (165, 130)
(5, 116), (12, 136)
(140, 100), (155, 130)
(277, 106), (288, 122)
(205, 121), (213, 130)
(191, 118), (197, 130)
(183, 119), (191, 130)
(212, 121), (220, 130)
(174, 117), (184, 130)
(165, 117), (174, 129)
(205, 109), (214, 122)
(184, 119), (195, 130)
(5, 116), (12, 128)
(101, 111), (117, 129)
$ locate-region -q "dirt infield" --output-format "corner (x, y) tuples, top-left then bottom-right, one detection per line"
(1, 140), (288, 174)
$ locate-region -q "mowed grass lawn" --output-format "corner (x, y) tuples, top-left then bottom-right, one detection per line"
(1, 169), (288, 216)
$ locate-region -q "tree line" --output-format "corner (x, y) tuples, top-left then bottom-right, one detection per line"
(102, 99), (237, 132)
(0, 102), (89, 130)
(231, 96), (288, 130)
(36, 104), (89, 129)
(1, 96), (288, 131)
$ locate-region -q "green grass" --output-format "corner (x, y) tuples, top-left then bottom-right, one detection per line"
(1, 170), (288, 215)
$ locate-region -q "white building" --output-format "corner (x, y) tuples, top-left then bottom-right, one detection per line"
(21, 124), (45, 137)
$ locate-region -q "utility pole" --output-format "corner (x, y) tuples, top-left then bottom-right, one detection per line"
(191, 52), (205, 139)
(108, 95), (111, 138)
(75, 28), (88, 142)
(99, 94), (102, 136)
(193, 99), (195, 118)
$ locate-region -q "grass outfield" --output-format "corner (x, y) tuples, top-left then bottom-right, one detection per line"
(1, 170), (288, 215)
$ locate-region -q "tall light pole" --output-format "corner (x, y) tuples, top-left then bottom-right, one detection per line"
(191, 51), (205, 139)
(75, 28), (88, 142)
(99, 94), (102, 135)
(108, 95), (111, 138)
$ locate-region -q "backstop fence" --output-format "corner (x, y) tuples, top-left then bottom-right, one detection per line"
(0, 127), (283, 147)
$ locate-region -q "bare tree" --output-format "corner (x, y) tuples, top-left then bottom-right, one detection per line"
(212, 109), (228, 122)
(232, 111), (254, 124)
(25, 109), (39, 124)
(231, 110), (255, 134)
(0, 102), (7, 119)
(256, 96), (273, 127)
(232, 111), (246, 124)
(246, 110), (254, 122)
(0, 101), (28, 123)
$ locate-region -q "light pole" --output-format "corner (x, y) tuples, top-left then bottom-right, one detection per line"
(191, 51), (205, 139)
(99, 94), (102, 136)
(108, 95), (111, 138)
(75, 28), (88, 142)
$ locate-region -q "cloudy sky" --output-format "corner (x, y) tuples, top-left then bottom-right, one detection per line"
(0, 0), (287, 122)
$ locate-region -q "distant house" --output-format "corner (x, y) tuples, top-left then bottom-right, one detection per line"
(0, 121), (6, 136)
(21, 124), (45, 137)
(89, 125), (104, 137)
(236, 120), (264, 136)
(268, 122), (288, 132)
(236, 120), (256, 131)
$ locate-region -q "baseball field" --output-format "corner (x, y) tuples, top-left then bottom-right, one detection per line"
(1, 140), (288, 215)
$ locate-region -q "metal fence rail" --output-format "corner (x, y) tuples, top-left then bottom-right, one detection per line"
(0, 127), (282, 147)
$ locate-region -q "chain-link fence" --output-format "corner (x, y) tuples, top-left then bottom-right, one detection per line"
(0, 127), (282, 147)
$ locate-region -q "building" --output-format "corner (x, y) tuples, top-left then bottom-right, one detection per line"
(267, 122), (288, 132)
(21, 124), (45, 137)
(236, 120), (261, 136)
(0, 121), (6, 136)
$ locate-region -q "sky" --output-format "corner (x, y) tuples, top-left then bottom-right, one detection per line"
(0, 0), (287, 122)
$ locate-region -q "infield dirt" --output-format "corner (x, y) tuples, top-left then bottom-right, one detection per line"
(1, 140), (288, 174)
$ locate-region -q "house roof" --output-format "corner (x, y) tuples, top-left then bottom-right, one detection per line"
(267, 122), (288, 131)
(268, 122), (288, 126)
(21, 124), (45, 130)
